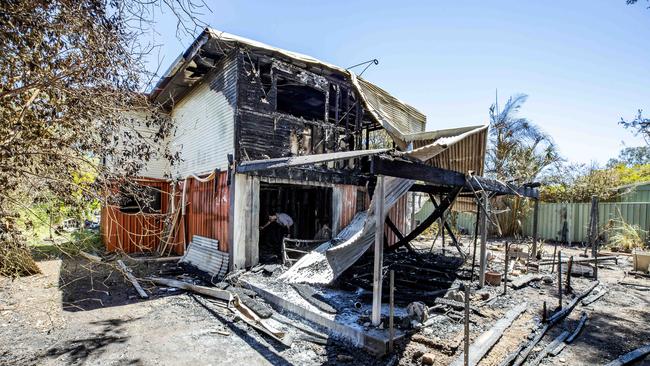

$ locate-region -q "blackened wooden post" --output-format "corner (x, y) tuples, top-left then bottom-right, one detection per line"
(591, 195), (599, 280)
(542, 301), (547, 323)
(464, 285), (470, 366)
(389, 270), (395, 353)
(532, 199), (539, 260)
(479, 193), (488, 288)
(566, 255), (574, 294)
(504, 241), (509, 295)
(372, 175), (385, 326)
(470, 206), (480, 282)
(441, 212), (446, 248)
(589, 196), (598, 252)
(557, 250), (563, 309)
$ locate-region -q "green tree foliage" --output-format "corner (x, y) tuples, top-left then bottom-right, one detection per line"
(607, 146), (650, 167)
(619, 110), (650, 145)
(0, 1), (205, 276)
(541, 161), (650, 202)
(541, 164), (621, 202)
(486, 94), (562, 182)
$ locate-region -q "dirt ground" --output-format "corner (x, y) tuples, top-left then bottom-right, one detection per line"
(396, 239), (650, 366)
(0, 256), (380, 366)
(1, 239), (649, 366)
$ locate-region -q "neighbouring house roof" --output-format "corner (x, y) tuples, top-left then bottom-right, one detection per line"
(150, 28), (426, 148)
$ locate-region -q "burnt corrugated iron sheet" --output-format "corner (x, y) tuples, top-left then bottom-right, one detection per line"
(180, 235), (229, 280)
(101, 179), (176, 253)
(410, 126), (487, 176)
(102, 174), (230, 255)
(185, 171), (230, 253)
(410, 126), (488, 213)
(386, 194), (409, 246)
(336, 184), (409, 247)
(338, 185), (358, 230)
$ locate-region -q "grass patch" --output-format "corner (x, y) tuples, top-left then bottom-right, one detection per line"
(31, 229), (102, 260)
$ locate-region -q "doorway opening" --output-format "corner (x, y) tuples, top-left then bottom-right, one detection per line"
(258, 182), (332, 264)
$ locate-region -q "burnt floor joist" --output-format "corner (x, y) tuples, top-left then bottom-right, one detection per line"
(370, 155), (539, 199)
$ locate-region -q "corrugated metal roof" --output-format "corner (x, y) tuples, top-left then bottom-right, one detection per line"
(151, 28), (426, 146)
(407, 124), (488, 176)
(350, 74), (426, 146)
(405, 125), (488, 212)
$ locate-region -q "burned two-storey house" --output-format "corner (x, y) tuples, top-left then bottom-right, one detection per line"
(101, 28), (537, 278)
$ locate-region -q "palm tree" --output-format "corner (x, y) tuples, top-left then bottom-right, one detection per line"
(486, 93), (562, 236)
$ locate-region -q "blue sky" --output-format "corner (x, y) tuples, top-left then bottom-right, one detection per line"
(144, 1), (650, 165)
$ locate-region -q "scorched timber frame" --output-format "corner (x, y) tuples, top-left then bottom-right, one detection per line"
(239, 149), (542, 327)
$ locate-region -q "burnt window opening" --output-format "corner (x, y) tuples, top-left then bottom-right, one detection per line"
(275, 75), (326, 121)
(119, 186), (162, 214)
(328, 86), (360, 128)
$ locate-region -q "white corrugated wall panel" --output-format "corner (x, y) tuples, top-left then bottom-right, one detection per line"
(170, 58), (237, 178)
(106, 111), (171, 179)
(133, 123), (170, 179)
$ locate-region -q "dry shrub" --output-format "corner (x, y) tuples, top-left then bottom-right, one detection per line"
(604, 217), (647, 253)
(0, 238), (40, 278)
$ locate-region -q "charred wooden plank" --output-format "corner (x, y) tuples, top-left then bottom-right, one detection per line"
(238, 148), (389, 172)
(450, 302), (527, 366)
(604, 344), (650, 366)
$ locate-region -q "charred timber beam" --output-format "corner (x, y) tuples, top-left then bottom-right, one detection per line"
(238, 148), (389, 173)
(430, 194), (465, 258)
(409, 183), (456, 194)
(387, 187), (461, 252)
(247, 167), (367, 186)
(370, 155), (539, 198)
(385, 216), (404, 240)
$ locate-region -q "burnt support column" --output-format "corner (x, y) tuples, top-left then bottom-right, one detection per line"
(479, 193), (488, 288)
(372, 175), (385, 326)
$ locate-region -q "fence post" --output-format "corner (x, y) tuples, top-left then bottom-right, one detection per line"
(589, 196), (599, 280)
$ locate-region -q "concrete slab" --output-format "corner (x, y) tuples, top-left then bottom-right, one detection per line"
(241, 276), (405, 355)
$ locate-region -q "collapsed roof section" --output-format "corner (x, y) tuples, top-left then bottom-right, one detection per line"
(150, 28), (426, 149)
(404, 124), (488, 175)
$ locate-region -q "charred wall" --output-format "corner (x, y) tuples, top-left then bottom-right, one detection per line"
(234, 50), (376, 185)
